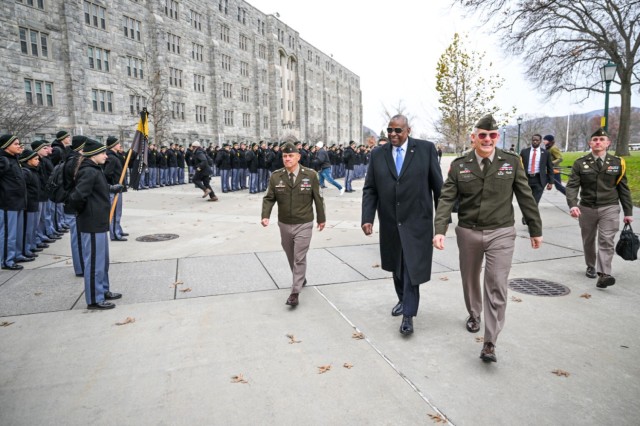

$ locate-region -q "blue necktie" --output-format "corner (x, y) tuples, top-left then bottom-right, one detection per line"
(395, 147), (404, 175)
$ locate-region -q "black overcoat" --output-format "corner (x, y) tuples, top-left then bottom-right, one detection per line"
(362, 137), (443, 285)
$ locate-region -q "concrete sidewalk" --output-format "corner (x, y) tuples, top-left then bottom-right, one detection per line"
(1, 163), (639, 425)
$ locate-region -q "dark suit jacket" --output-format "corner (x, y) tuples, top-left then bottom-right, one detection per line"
(362, 137), (443, 285)
(520, 147), (554, 186)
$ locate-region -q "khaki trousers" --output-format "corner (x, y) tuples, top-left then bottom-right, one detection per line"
(578, 205), (620, 275)
(456, 226), (516, 344)
(278, 221), (313, 294)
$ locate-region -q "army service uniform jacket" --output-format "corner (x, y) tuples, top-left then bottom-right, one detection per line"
(262, 167), (326, 225)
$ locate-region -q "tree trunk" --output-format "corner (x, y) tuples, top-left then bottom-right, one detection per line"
(616, 72), (631, 156)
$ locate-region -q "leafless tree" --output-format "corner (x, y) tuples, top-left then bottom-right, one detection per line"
(0, 92), (57, 139)
(455, 0), (639, 155)
(380, 100), (418, 131)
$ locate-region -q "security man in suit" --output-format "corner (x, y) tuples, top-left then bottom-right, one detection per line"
(566, 128), (633, 288)
(68, 140), (123, 310)
(103, 136), (128, 241)
(519, 133), (554, 224)
(433, 114), (543, 363)
(261, 142), (326, 307)
(0, 134), (27, 270)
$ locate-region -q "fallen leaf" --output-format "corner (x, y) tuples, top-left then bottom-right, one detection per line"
(0, 321), (15, 327)
(317, 365), (331, 374)
(115, 317), (136, 326)
(170, 280), (184, 288)
(371, 263), (380, 268)
(286, 334), (301, 344)
(511, 296), (522, 302)
(439, 276), (449, 281)
(231, 374), (248, 384)
(580, 293), (592, 299)
(352, 332), (365, 340)
(621, 345), (629, 349)
(551, 369), (570, 377)
(343, 363), (353, 369)
(179, 287), (192, 293)
(53, 256), (61, 260)
(428, 413), (448, 423)
(475, 337), (484, 343)
(34, 292), (42, 296)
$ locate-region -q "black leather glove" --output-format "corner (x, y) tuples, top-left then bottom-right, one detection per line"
(109, 184), (124, 194)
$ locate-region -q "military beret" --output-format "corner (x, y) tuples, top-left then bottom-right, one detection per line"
(82, 139), (107, 157)
(106, 136), (120, 149)
(0, 134), (18, 149)
(56, 130), (70, 141)
(281, 142), (299, 154)
(475, 114), (499, 130)
(591, 128), (608, 138)
(19, 149), (38, 163)
(31, 140), (51, 152)
(543, 135), (555, 142)
(71, 135), (87, 151)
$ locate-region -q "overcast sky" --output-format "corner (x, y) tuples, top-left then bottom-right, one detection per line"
(249, 0), (628, 137)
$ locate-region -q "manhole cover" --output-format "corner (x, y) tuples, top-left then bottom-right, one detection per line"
(135, 234), (179, 242)
(508, 278), (570, 297)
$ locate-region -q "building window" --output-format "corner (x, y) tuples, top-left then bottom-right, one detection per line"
(258, 44), (266, 60)
(171, 102), (185, 120)
(126, 56), (144, 79)
(263, 116), (269, 129)
(88, 46), (110, 72)
(261, 69), (267, 84)
(224, 110), (234, 126)
(240, 61), (249, 77)
(257, 19), (265, 36)
(277, 28), (284, 42)
(195, 106), (207, 123)
(169, 67), (183, 88)
(165, 0), (178, 20)
(239, 34), (248, 51)
(221, 54), (231, 71)
(189, 9), (202, 30)
(262, 93), (268, 107)
(17, 0), (45, 10)
(167, 33), (181, 54)
(91, 89), (113, 113)
(241, 87), (250, 102)
(19, 27), (48, 58)
(194, 74), (205, 92)
(24, 79), (53, 106)
(218, 0), (227, 14)
(242, 113), (250, 128)
(223, 82), (232, 98)
(192, 43), (203, 61)
(123, 16), (141, 41)
(237, 6), (246, 24)
(220, 25), (230, 43)
(84, 1), (106, 30)
(129, 95), (146, 115)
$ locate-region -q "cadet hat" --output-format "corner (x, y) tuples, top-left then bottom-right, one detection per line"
(315, 141), (324, 148)
(56, 130), (70, 141)
(591, 128), (608, 138)
(19, 149), (38, 163)
(543, 135), (555, 142)
(252, 142), (258, 148)
(192, 141), (201, 147)
(82, 139), (107, 157)
(0, 134), (18, 149)
(475, 114), (499, 130)
(71, 135), (87, 151)
(31, 139), (51, 152)
(106, 136), (120, 149)
(281, 142), (299, 154)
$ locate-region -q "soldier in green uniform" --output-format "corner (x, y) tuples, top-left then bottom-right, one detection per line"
(433, 114), (543, 363)
(261, 142), (326, 307)
(565, 128), (633, 288)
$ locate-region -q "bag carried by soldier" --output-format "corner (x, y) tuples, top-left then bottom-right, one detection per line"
(615, 223), (639, 261)
(46, 161), (69, 203)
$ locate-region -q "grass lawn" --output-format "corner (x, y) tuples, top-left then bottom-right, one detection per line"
(559, 151), (640, 207)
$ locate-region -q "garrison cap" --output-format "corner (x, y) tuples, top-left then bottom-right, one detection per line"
(56, 130), (70, 141)
(31, 140), (51, 152)
(475, 114), (499, 130)
(281, 142), (299, 154)
(82, 139), (107, 157)
(0, 134), (18, 149)
(71, 135), (87, 151)
(19, 149), (38, 163)
(543, 135), (555, 142)
(591, 128), (608, 138)
(106, 136), (120, 149)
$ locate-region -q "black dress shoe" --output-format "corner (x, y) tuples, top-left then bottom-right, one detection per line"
(303, 279), (307, 287)
(480, 342), (497, 362)
(391, 301), (403, 316)
(48, 235), (62, 240)
(42, 238), (56, 244)
(466, 315), (481, 333)
(111, 237), (128, 241)
(104, 291), (122, 300)
(400, 316), (413, 335)
(37, 243), (49, 249)
(121, 233), (130, 237)
(2, 264), (23, 270)
(585, 266), (597, 279)
(87, 301), (115, 310)
(16, 257), (35, 263)
(596, 274), (616, 288)
(286, 293), (299, 306)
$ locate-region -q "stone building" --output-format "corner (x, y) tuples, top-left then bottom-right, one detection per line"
(0, 0), (362, 147)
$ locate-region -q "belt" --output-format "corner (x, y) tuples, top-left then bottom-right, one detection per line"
(527, 173), (540, 177)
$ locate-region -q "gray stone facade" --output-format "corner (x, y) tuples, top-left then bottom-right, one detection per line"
(1, 0), (362, 147)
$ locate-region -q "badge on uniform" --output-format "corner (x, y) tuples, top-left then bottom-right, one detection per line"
(300, 178), (311, 191)
(499, 163), (513, 175)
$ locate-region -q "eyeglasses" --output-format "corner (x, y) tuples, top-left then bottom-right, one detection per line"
(476, 132), (499, 140)
(387, 127), (404, 134)
(591, 137), (607, 142)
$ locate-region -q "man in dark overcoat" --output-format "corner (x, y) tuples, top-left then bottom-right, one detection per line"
(361, 114), (443, 335)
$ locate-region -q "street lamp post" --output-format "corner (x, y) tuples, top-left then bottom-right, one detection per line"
(599, 61), (617, 132)
(502, 126), (506, 150)
(516, 117), (523, 153)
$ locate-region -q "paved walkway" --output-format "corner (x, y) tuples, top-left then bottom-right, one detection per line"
(1, 159), (639, 425)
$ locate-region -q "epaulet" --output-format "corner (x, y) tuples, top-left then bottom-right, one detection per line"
(276, 168), (285, 173)
(452, 155), (466, 163)
(577, 154), (591, 161)
(500, 150), (519, 158)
